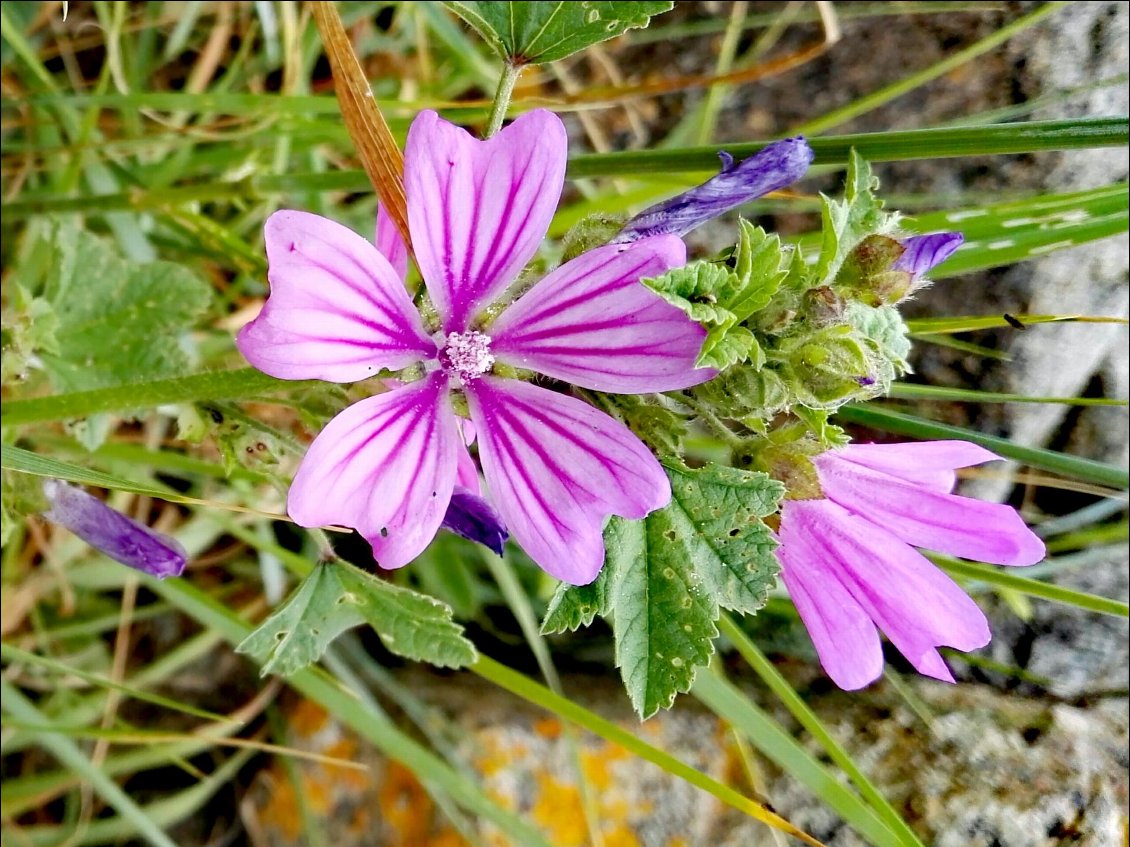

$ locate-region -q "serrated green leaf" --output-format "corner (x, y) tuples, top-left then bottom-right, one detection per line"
(697, 324), (758, 369)
(814, 151), (891, 286)
(602, 462), (784, 718)
(236, 565), (367, 677)
(663, 463), (783, 615)
(643, 261), (741, 327)
(1, 283), (59, 385)
(540, 567), (611, 634)
(37, 227), (212, 393)
(730, 220), (791, 323)
(237, 563), (476, 676)
(607, 514), (718, 719)
(649, 223), (792, 371)
(444, 1), (673, 65)
(336, 566), (478, 667)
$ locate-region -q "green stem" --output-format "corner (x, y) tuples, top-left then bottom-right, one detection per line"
(678, 394), (743, 447)
(718, 615), (925, 847)
(2, 368), (318, 426)
(469, 655), (822, 846)
(483, 62), (522, 138)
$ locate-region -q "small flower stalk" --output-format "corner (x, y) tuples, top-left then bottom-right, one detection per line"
(41, 480), (186, 578)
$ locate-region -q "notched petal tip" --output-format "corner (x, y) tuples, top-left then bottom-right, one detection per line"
(466, 377), (668, 585)
(405, 108), (567, 333)
(242, 209), (434, 382)
(287, 374), (460, 571)
(41, 480), (187, 579)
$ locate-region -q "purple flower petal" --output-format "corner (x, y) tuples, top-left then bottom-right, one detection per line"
(405, 109), (567, 333)
(801, 498), (991, 683)
(441, 485), (509, 556)
(490, 237), (714, 392)
(613, 137), (814, 243)
(813, 451), (1046, 566)
(465, 376), (670, 585)
(778, 501), (885, 690)
(41, 480), (186, 579)
(237, 211), (435, 382)
(833, 440), (1002, 493)
(288, 373), (460, 569)
(891, 232), (964, 279)
(374, 203), (409, 280)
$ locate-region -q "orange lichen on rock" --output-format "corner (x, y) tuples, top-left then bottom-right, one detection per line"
(287, 698), (331, 737)
(533, 716), (563, 739)
(378, 760), (439, 845)
(530, 772), (588, 846)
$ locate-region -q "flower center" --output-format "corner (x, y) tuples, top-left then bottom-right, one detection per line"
(440, 330), (495, 382)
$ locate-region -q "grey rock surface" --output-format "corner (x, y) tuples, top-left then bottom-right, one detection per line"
(243, 670), (1129, 847)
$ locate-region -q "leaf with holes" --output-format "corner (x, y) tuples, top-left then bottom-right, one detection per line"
(237, 563), (476, 676)
(560, 461), (784, 718)
(664, 462), (783, 614)
(444, 1), (673, 65)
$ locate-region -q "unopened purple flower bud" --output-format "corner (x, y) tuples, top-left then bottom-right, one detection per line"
(441, 486), (509, 556)
(613, 137), (815, 243)
(892, 232), (964, 280)
(41, 480), (187, 578)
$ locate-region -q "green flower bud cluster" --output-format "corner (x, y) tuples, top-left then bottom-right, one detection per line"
(595, 152), (920, 459)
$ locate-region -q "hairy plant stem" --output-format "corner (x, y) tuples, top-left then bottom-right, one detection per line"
(483, 61), (523, 138)
(679, 393), (743, 447)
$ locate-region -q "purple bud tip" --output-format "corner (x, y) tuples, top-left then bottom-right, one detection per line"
(41, 480), (187, 579)
(441, 486), (509, 556)
(892, 232), (964, 279)
(856, 375), (877, 387)
(614, 136), (815, 243)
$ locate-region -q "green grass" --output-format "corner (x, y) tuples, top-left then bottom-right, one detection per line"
(2, 2), (1127, 846)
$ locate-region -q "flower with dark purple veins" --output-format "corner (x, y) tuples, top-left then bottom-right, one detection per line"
(893, 231), (964, 284)
(41, 480), (187, 578)
(611, 137), (814, 244)
(776, 440), (1045, 689)
(237, 110), (713, 585)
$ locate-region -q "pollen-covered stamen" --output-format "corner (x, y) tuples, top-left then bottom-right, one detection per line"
(440, 330), (495, 382)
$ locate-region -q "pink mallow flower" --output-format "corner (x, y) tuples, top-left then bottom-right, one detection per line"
(236, 110), (712, 585)
(777, 440), (1045, 689)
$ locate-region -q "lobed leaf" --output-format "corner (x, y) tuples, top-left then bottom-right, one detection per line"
(36, 225), (212, 393)
(814, 150), (891, 286)
(237, 563), (477, 676)
(444, 1), (673, 65)
(547, 462), (784, 718)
